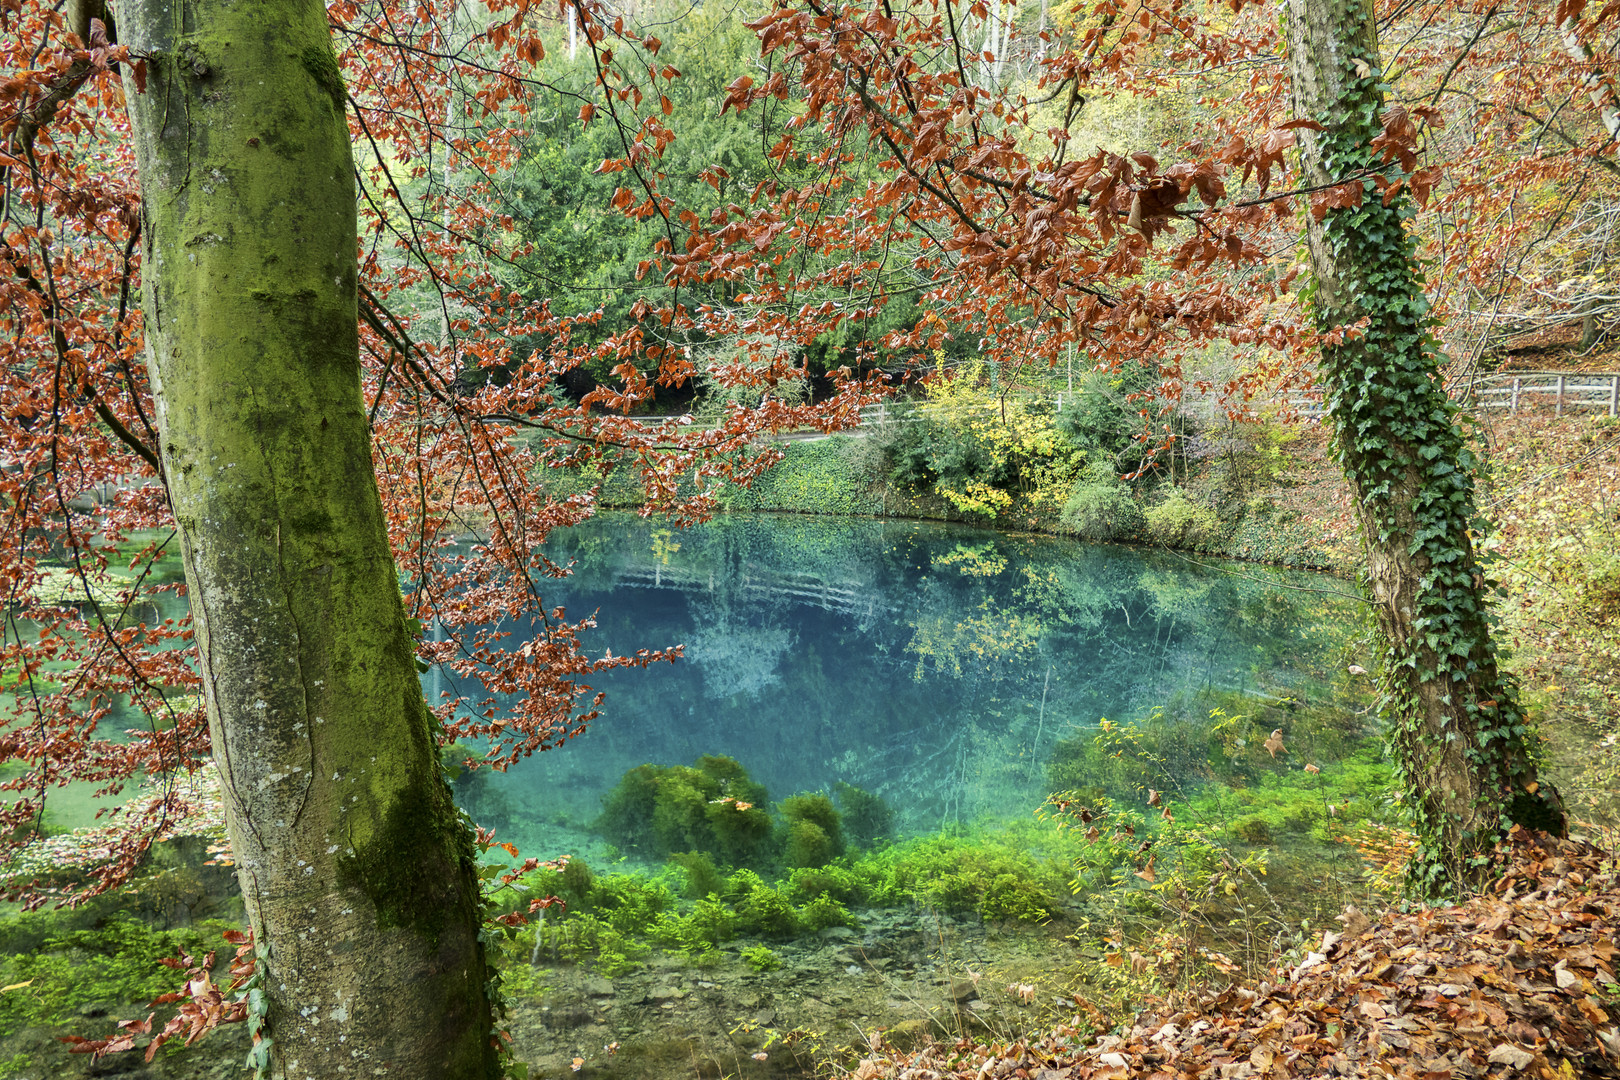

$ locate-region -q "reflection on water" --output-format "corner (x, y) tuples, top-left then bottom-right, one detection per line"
(457, 513), (1358, 859)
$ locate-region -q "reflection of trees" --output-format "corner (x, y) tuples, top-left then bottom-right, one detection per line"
(684, 606), (796, 699)
(498, 513), (1362, 847)
(906, 594), (1042, 679)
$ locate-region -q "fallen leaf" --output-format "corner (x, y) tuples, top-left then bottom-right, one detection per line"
(1487, 1044), (1534, 1070)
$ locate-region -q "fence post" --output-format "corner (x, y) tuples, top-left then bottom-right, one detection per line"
(1556, 374), (1566, 417)
(1511, 376), (1521, 414)
(1611, 375), (1619, 418)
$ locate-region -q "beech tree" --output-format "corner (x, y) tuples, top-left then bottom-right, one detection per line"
(1, 0), (869, 1069)
(115, 0), (502, 1072)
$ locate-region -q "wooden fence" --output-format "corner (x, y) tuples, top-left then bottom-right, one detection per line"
(1451, 370), (1620, 417)
(853, 370), (1620, 429)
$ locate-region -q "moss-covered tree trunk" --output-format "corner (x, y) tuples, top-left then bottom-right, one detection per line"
(1284, 0), (1564, 896)
(117, 0), (498, 1074)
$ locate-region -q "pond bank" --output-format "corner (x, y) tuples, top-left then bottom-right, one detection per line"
(531, 427), (1360, 574)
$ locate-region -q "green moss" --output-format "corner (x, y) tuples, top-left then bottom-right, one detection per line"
(337, 759), (473, 945)
(299, 44), (347, 109)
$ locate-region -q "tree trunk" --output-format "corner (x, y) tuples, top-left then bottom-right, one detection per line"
(118, 0), (499, 1074)
(1284, 0), (1564, 896)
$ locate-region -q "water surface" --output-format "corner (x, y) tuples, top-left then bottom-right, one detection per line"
(461, 514), (1359, 859)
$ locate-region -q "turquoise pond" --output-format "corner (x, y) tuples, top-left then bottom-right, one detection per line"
(447, 513), (1363, 863)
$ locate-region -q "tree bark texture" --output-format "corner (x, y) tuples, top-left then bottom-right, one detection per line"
(117, 0), (498, 1074)
(1284, 0), (1563, 895)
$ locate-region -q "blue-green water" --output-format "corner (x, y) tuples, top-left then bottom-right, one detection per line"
(457, 513), (1362, 861)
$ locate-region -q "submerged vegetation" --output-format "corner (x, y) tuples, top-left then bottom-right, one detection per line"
(479, 696), (1396, 992)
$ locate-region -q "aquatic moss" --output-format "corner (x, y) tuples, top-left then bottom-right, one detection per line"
(784, 819), (836, 869)
(834, 782), (894, 848)
(797, 893), (857, 931)
(669, 851), (725, 899)
(0, 914), (237, 1037)
(780, 792), (845, 868)
(594, 756), (773, 866)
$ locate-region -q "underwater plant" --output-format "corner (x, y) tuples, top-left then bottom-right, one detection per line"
(834, 782), (895, 848)
(669, 850), (726, 898)
(779, 792), (845, 868)
(594, 755), (772, 864)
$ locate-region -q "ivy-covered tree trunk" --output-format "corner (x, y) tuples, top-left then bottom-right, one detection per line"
(118, 0), (498, 1074)
(1284, 0), (1564, 896)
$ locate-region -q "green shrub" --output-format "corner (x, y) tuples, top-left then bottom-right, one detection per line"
(876, 364), (1085, 518)
(1143, 488), (1223, 549)
(1054, 363), (1162, 473)
(1061, 460), (1143, 541)
(726, 437), (888, 516)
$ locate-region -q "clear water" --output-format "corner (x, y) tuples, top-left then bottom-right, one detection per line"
(456, 513), (1360, 861)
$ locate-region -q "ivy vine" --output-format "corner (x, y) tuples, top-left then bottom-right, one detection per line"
(1305, 43), (1560, 897)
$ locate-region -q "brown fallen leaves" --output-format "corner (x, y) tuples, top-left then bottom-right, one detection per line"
(854, 828), (1619, 1079)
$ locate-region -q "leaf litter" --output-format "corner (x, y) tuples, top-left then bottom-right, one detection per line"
(849, 828), (1619, 1079)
